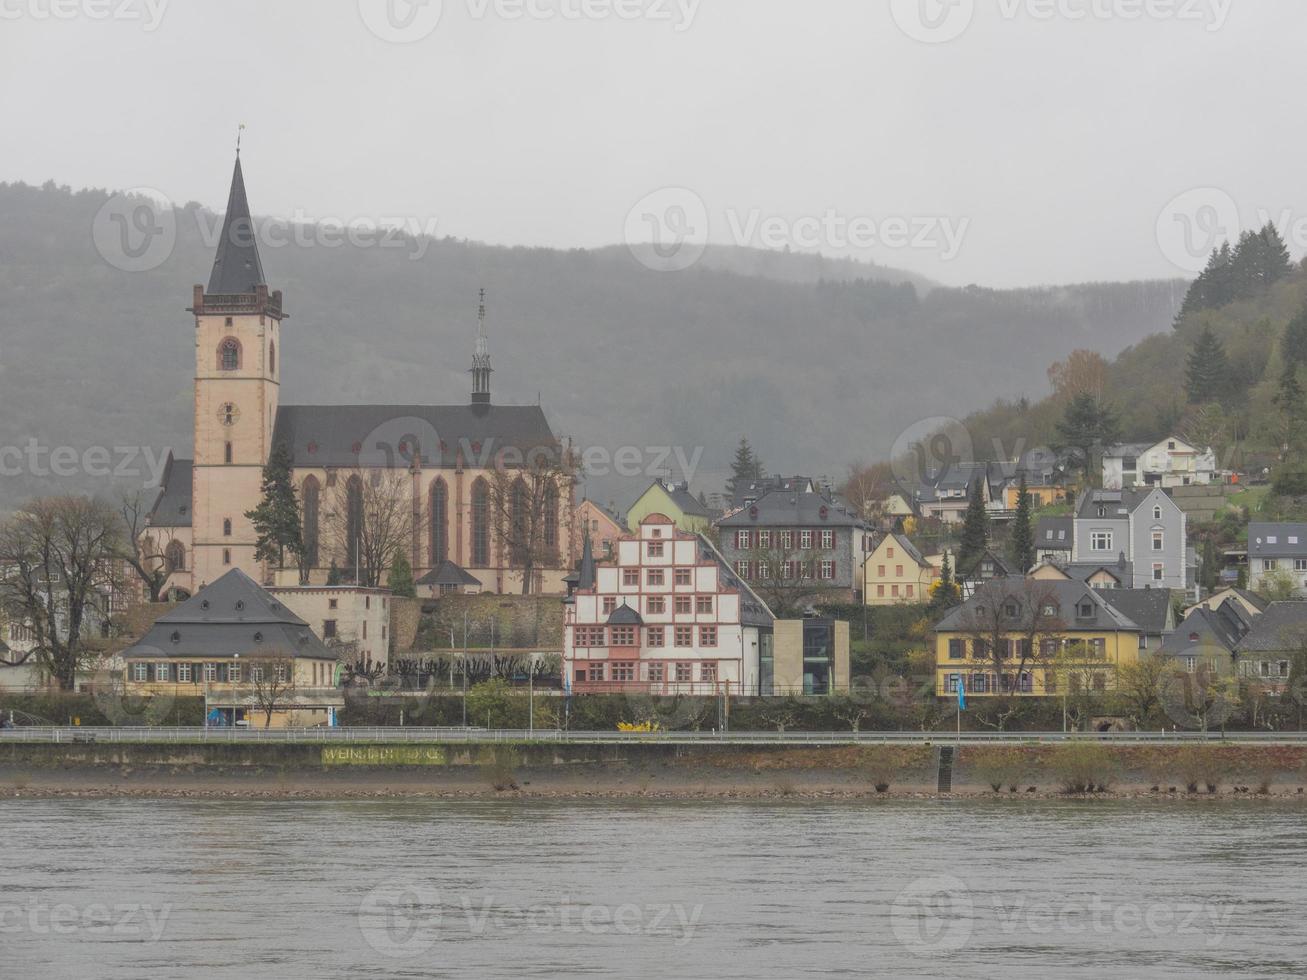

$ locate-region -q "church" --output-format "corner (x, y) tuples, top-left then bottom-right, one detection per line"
(145, 154), (576, 597)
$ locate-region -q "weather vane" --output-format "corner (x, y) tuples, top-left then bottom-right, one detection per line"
(236, 123), (246, 154)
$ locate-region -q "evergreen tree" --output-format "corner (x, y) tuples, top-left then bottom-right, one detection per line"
(725, 437), (765, 498)
(956, 478), (989, 576)
(1283, 306), (1307, 369)
(1184, 327), (1232, 404)
(1200, 534), (1219, 594)
(1010, 474), (1035, 574)
(931, 551), (961, 610)
(1054, 393), (1121, 484)
(1176, 241), (1234, 322)
(1257, 223), (1293, 286)
(387, 552), (416, 598)
(326, 560), (342, 586)
(245, 442), (303, 571)
(1275, 361), (1303, 414)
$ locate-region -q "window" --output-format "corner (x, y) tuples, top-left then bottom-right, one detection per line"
(758, 530), (771, 548)
(251, 666), (264, 683)
(1262, 559), (1277, 572)
(132, 662), (149, 682)
(735, 530), (751, 549)
(756, 560), (769, 579)
(1295, 559), (1307, 572)
(470, 478), (490, 567)
(675, 662), (693, 682)
(301, 476), (321, 567)
(700, 662), (718, 682)
(429, 479), (448, 565)
(646, 662), (665, 683)
(588, 663), (606, 682)
(877, 564), (887, 577)
(204, 663), (218, 682)
(164, 540), (186, 573)
(891, 584), (899, 597)
(696, 596), (713, 615)
(647, 541), (664, 558)
(224, 442), (233, 464)
(675, 596), (692, 615)
(800, 530), (813, 549)
(612, 662), (635, 682)
(674, 626), (693, 647)
(699, 626), (717, 646)
(1077, 602), (1093, 619)
(222, 548), (232, 566)
(674, 568), (692, 587)
(228, 663), (241, 683)
(646, 596), (665, 615)
(603, 597), (617, 615)
(736, 561), (750, 578)
(821, 530), (834, 549)
(1153, 563), (1164, 582)
(1152, 531), (1164, 552)
(623, 569), (640, 587)
(780, 530), (793, 550)
(223, 518), (232, 537)
(948, 638), (965, 660)
(876, 584), (885, 597)
(895, 565), (904, 577)
(905, 584), (914, 597)
(887, 547), (895, 558)
(219, 338), (240, 370)
(274, 664), (288, 683)
(1091, 531), (1112, 551)
(646, 569), (665, 586)
(820, 560), (834, 580)
(576, 626), (606, 647)
(647, 626), (665, 647)
(175, 662), (191, 683)
(268, 340), (275, 375)
(1153, 505), (1163, 520)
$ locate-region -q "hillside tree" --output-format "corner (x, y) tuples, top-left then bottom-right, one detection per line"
(1010, 475), (1035, 574)
(246, 442), (305, 581)
(1054, 393), (1121, 485)
(1184, 327), (1232, 404)
(725, 437), (765, 498)
(956, 479), (990, 576)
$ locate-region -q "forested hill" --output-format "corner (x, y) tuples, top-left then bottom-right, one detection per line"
(960, 224), (1307, 477)
(0, 180), (1183, 505)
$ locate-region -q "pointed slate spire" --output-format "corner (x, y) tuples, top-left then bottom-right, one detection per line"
(577, 529), (596, 591)
(470, 288), (493, 404)
(207, 154), (266, 294)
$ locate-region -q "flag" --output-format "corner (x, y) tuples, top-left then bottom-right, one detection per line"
(957, 676), (966, 711)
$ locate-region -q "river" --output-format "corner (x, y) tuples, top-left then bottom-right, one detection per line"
(3, 798), (1303, 979)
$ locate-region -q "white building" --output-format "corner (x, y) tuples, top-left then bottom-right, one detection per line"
(268, 584), (392, 671)
(563, 514), (774, 696)
(1247, 523), (1307, 597)
(1102, 437), (1217, 490)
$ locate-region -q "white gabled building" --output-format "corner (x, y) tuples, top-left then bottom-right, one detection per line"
(563, 514), (774, 696)
(1102, 437), (1217, 490)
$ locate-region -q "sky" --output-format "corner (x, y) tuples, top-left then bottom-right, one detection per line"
(3, 0), (1306, 287)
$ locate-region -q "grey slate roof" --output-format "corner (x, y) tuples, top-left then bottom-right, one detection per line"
(148, 453), (193, 528)
(935, 577), (1141, 632)
(1233, 601), (1307, 653)
(1060, 559), (1132, 586)
(1248, 523), (1307, 559)
(717, 488), (864, 528)
(1161, 599), (1251, 656)
(575, 534), (596, 591)
(697, 533), (775, 628)
(1100, 589), (1173, 636)
(886, 532), (926, 567)
(271, 403), (558, 469)
(416, 560), (482, 588)
(1035, 517), (1073, 549)
(607, 603), (643, 626)
(124, 569), (334, 661)
(207, 156), (267, 295)
(658, 481), (709, 518)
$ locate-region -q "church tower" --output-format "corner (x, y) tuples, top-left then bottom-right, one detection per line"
(470, 288), (492, 405)
(188, 152), (284, 589)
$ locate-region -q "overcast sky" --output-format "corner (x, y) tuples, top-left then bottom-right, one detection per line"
(3, 0), (1305, 287)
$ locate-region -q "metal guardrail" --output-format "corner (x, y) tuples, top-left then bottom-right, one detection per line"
(3, 727), (1307, 745)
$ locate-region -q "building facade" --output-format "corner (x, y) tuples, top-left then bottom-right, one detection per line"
(1248, 522), (1307, 596)
(1102, 437), (1217, 490)
(863, 533), (937, 605)
(1072, 488), (1188, 591)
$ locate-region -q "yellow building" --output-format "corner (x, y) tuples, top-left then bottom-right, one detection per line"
(932, 578), (1143, 697)
(1003, 483), (1068, 509)
(626, 479), (711, 534)
(864, 533), (936, 605)
(122, 569), (343, 727)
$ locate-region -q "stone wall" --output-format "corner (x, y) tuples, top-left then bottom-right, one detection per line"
(414, 593), (566, 651)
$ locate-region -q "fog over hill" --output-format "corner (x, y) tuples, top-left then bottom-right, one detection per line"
(0, 181), (1186, 509)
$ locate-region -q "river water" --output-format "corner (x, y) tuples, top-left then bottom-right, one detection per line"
(2, 798), (1303, 979)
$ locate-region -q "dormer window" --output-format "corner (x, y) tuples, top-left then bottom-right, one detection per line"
(1077, 602), (1094, 619)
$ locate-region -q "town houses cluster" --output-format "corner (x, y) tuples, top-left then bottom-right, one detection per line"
(3, 153), (1307, 728)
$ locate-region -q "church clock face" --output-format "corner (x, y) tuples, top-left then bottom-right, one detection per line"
(218, 402), (240, 427)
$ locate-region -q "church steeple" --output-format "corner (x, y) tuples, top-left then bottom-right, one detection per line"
(207, 152), (266, 295)
(470, 288), (493, 405)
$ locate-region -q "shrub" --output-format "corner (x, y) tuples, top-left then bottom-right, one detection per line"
(477, 745), (521, 791)
(1176, 745), (1231, 794)
(861, 745), (931, 792)
(968, 746), (1029, 792)
(1047, 742), (1120, 793)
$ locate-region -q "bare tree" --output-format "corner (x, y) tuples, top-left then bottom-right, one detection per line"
(326, 468), (416, 588)
(487, 449), (575, 594)
(117, 491), (177, 603)
(249, 656), (297, 729)
(0, 497), (121, 690)
(745, 544), (834, 617)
